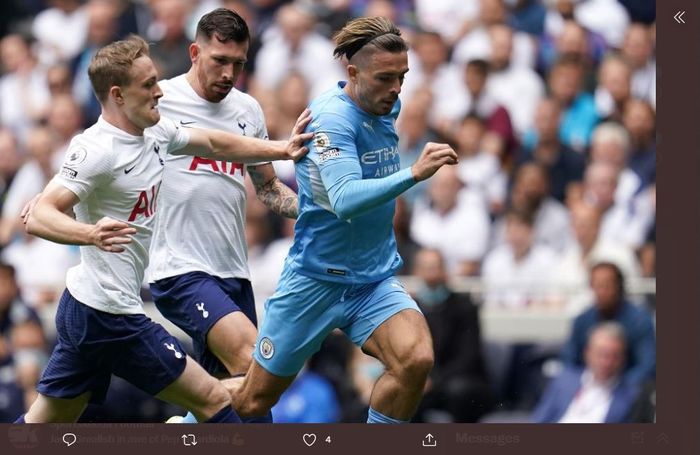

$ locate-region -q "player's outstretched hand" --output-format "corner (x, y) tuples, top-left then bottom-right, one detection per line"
(89, 217), (137, 253)
(284, 108), (314, 161)
(410, 142), (459, 182)
(20, 193), (41, 225)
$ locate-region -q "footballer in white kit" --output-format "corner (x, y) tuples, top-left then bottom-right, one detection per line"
(149, 74), (270, 378)
(148, 9), (299, 425)
(17, 35), (311, 424)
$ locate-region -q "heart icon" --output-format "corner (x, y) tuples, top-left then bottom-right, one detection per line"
(303, 433), (316, 447)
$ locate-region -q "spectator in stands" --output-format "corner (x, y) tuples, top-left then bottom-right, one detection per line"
(582, 162), (651, 251)
(253, 2), (343, 98)
(589, 122), (639, 204)
(269, 71), (310, 184)
(412, 248), (493, 423)
(0, 128), (79, 307)
(551, 202), (640, 311)
(411, 166), (491, 277)
(31, 0), (88, 66)
(392, 197), (420, 276)
(458, 59), (517, 160)
(623, 98), (655, 189)
(1, 128), (56, 246)
(414, 0), (478, 46)
(493, 163), (573, 253)
(0, 130), (22, 214)
(482, 24), (544, 137)
(537, 19), (603, 79)
(0, 262), (47, 416)
(0, 34), (51, 144)
(561, 262), (655, 386)
(400, 30), (465, 128)
(595, 54), (632, 122)
(547, 55), (599, 152)
(71, 0), (120, 126)
(482, 208), (558, 308)
(47, 94), (84, 170)
(148, 0), (193, 79)
(621, 23), (655, 105)
(544, 0), (629, 49)
(519, 97), (586, 202)
(452, 0), (536, 69)
(396, 95), (438, 205)
(532, 321), (640, 423)
(454, 114), (507, 214)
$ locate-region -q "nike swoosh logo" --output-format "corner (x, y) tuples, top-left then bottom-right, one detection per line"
(180, 120), (196, 126)
(124, 165), (136, 174)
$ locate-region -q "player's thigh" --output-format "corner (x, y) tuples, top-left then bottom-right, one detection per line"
(25, 392), (91, 423)
(206, 311), (257, 374)
(363, 308), (433, 375)
(156, 355), (229, 416)
(350, 278), (433, 372)
(252, 267), (343, 377)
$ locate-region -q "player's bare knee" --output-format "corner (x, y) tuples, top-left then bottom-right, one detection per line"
(397, 345), (434, 384)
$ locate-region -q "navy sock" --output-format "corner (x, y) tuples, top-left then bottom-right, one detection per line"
(14, 414), (26, 424)
(241, 411), (273, 423)
(204, 406), (242, 423)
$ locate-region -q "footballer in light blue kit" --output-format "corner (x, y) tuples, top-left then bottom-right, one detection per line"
(245, 16), (458, 424)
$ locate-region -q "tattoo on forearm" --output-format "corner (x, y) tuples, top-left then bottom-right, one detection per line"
(250, 168), (298, 218)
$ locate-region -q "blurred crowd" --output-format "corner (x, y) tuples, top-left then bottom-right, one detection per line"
(0, 0), (655, 423)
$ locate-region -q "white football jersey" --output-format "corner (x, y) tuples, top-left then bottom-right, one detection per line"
(148, 75), (268, 282)
(57, 116), (189, 314)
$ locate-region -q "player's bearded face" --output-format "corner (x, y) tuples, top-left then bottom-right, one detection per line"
(121, 56), (162, 129)
(353, 50), (408, 116)
(193, 37), (249, 102)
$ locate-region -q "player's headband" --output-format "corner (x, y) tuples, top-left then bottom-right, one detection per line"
(345, 31), (397, 61)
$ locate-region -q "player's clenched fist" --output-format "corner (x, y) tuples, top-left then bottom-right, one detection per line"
(89, 217), (137, 253)
(410, 142), (459, 182)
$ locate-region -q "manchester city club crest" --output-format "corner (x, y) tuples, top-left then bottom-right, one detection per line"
(259, 337), (274, 359)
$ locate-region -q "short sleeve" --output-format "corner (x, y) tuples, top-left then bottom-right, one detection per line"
(56, 139), (113, 201)
(150, 116), (191, 154)
(252, 101), (269, 140)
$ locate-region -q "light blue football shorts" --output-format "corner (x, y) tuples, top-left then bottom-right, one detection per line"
(253, 265), (421, 377)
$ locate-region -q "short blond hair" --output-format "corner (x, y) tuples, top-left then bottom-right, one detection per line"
(88, 35), (150, 103)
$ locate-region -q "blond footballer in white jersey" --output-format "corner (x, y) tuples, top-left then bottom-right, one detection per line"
(59, 116), (187, 315)
(19, 35), (311, 424)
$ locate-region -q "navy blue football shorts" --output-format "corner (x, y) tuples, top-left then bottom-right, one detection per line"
(37, 289), (187, 404)
(150, 271), (256, 377)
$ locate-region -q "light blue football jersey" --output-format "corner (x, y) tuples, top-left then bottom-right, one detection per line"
(287, 81), (411, 283)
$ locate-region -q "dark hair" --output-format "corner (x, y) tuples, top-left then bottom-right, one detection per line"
(333, 16), (407, 61)
(466, 59), (490, 76)
(196, 8), (250, 44)
(591, 261), (625, 296)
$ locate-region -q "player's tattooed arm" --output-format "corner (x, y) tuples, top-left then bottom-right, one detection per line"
(248, 163), (298, 219)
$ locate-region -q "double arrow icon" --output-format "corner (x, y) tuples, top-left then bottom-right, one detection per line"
(674, 11), (686, 24)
